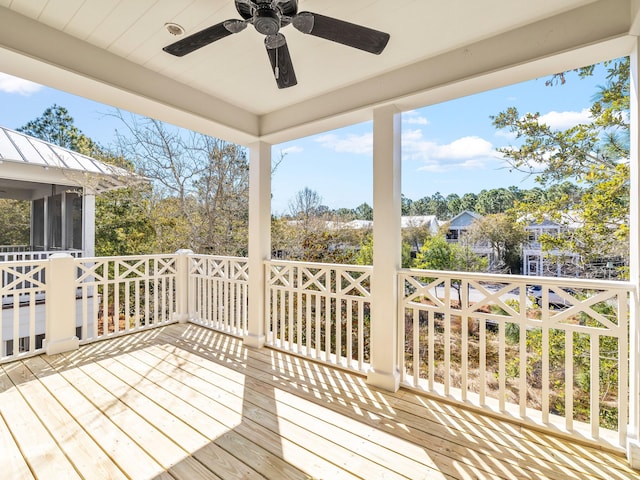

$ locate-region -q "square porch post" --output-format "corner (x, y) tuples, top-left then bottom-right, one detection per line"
(367, 104), (402, 391)
(83, 191), (96, 257)
(628, 34), (640, 467)
(244, 141), (271, 348)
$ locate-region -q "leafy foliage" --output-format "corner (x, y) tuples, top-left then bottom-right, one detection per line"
(492, 57), (630, 269)
(0, 199), (30, 245)
(18, 104), (102, 156)
(469, 213), (527, 273)
(113, 112), (249, 255)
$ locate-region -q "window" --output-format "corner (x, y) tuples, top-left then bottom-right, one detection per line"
(65, 192), (83, 250)
(32, 198), (45, 249)
(47, 194), (62, 249)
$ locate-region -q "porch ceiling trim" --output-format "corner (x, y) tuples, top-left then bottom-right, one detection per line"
(0, 0), (636, 146)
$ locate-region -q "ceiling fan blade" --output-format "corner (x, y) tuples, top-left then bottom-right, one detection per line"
(265, 34), (297, 89)
(163, 20), (245, 57)
(292, 12), (389, 55)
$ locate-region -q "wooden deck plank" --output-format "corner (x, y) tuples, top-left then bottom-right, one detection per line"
(67, 336), (324, 480)
(126, 345), (372, 480)
(230, 336), (628, 476)
(115, 350), (355, 478)
(40, 353), (190, 471)
(154, 327), (571, 480)
(72, 344), (312, 480)
(81, 352), (266, 480)
(0, 410), (35, 480)
(4, 358), (128, 480)
(1, 323), (638, 480)
(0, 363), (82, 480)
(162, 325), (638, 480)
(25, 355), (166, 479)
(167, 455), (224, 480)
(143, 334), (466, 480)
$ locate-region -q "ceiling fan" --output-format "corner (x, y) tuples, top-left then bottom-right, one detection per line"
(163, 0), (390, 89)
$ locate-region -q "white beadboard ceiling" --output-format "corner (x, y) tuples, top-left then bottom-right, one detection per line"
(0, 0), (637, 145)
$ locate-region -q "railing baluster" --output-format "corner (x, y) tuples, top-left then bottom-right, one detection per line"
(591, 333), (600, 439)
(396, 269), (632, 448)
(565, 330), (574, 432)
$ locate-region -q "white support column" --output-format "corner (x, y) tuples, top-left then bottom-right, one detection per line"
(367, 104), (402, 392)
(244, 141), (271, 348)
(83, 191), (96, 257)
(174, 249), (194, 323)
(43, 253), (79, 355)
(628, 35), (640, 468)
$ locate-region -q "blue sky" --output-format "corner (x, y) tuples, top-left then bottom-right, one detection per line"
(0, 63), (608, 215)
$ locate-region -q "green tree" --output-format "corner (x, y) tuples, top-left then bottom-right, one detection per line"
(355, 233), (373, 265)
(354, 202), (373, 221)
(476, 188), (516, 214)
(413, 234), (487, 305)
(414, 235), (464, 271)
(0, 199), (30, 245)
(492, 58), (629, 270)
(355, 233), (413, 268)
(469, 213), (527, 274)
(95, 184), (155, 256)
(114, 112), (249, 255)
(446, 193), (462, 217)
(20, 106), (155, 255)
(459, 193), (478, 212)
(18, 104), (100, 156)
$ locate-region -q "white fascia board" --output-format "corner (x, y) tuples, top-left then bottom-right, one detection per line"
(0, 6), (260, 146)
(259, 0), (634, 144)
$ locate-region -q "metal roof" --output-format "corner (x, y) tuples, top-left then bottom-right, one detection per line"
(0, 125), (142, 193)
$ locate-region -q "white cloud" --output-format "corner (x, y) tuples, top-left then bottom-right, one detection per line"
(280, 145), (303, 155)
(0, 73), (42, 96)
(315, 132), (373, 155)
(494, 129), (517, 140)
(402, 110), (430, 126)
(538, 108), (591, 129)
(435, 136), (495, 159)
(314, 128), (501, 172)
(403, 130), (501, 172)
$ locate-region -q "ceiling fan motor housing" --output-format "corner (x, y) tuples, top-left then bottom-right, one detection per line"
(254, 5), (281, 35)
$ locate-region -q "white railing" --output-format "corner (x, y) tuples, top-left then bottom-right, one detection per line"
(1, 252), (635, 454)
(0, 245), (29, 253)
(265, 260), (372, 373)
(398, 269), (631, 447)
(0, 259), (47, 360)
(188, 255), (249, 337)
(0, 250), (82, 288)
(75, 255), (178, 342)
(0, 249), (83, 262)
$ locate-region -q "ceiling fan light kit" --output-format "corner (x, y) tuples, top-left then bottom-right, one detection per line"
(163, 0), (390, 89)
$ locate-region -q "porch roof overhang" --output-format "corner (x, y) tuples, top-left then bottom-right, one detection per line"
(0, 125), (142, 196)
(0, 0), (637, 147)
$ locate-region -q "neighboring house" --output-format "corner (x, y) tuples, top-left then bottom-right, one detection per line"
(445, 211), (583, 277)
(0, 125), (141, 356)
(521, 217), (581, 277)
(445, 211), (482, 242)
(443, 211), (498, 268)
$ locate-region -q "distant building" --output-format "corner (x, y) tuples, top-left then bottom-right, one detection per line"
(521, 216), (581, 277)
(445, 211), (482, 242)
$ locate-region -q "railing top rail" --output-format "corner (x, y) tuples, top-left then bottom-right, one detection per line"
(75, 253), (179, 262)
(399, 267), (634, 291)
(0, 259), (49, 268)
(266, 259), (373, 271)
(188, 254), (249, 262)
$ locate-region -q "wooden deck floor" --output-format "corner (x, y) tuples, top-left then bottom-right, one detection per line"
(0, 323), (638, 480)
